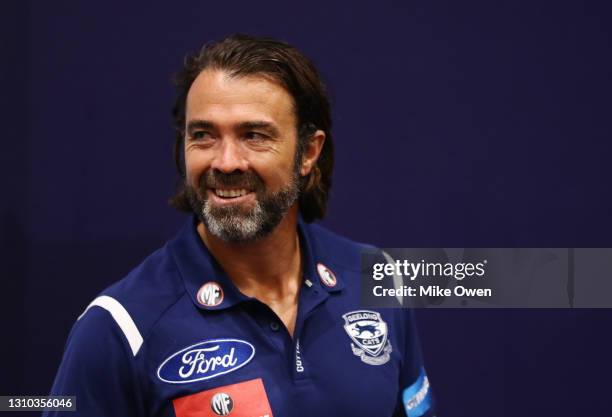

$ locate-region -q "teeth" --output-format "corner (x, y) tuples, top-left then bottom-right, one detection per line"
(215, 189), (248, 198)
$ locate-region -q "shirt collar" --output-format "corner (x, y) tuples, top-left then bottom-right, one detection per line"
(169, 215), (344, 312)
(297, 217), (345, 294)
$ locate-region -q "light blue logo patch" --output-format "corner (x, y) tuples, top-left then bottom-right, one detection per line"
(157, 339), (255, 384)
(402, 367), (432, 417)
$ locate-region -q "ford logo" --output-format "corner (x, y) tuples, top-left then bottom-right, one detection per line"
(157, 339), (255, 384)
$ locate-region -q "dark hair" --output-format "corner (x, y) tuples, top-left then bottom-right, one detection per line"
(170, 34), (334, 223)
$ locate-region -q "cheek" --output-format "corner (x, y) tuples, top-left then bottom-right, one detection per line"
(251, 150), (296, 188)
(184, 150), (211, 186)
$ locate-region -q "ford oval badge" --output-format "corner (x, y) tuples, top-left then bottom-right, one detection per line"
(157, 339), (255, 384)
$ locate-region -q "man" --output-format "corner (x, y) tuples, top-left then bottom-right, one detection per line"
(46, 34), (435, 417)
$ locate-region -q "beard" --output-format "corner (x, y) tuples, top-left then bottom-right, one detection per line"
(185, 162), (301, 243)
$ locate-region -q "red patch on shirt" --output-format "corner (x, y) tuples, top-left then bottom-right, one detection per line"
(173, 378), (273, 417)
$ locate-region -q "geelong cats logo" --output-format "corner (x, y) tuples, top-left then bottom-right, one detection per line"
(157, 339), (255, 384)
(342, 310), (392, 365)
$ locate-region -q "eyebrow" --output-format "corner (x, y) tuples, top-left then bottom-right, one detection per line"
(186, 119), (215, 134)
(186, 119), (280, 137)
(237, 121), (280, 137)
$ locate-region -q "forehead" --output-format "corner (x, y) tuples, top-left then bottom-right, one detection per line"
(185, 69), (296, 127)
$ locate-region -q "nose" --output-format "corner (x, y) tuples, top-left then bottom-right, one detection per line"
(210, 138), (249, 173)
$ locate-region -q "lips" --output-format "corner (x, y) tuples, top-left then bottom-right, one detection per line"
(202, 171), (263, 203)
(206, 188), (256, 207)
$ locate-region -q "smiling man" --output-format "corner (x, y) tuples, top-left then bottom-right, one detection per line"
(46, 35), (435, 417)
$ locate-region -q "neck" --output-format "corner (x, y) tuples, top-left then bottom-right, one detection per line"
(197, 205), (302, 301)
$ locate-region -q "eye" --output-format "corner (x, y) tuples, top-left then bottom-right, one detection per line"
(244, 131), (267, 141)
(191, 131), (212, 141)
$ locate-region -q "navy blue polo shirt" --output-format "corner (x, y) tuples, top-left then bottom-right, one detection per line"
(45, 217), (435, 417)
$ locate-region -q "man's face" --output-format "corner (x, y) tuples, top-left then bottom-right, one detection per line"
(183, 69), (302, 242)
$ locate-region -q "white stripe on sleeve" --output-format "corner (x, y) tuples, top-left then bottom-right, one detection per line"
(78, 295), (143, 356)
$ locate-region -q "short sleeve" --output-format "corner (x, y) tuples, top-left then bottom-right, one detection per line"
(393, 309), (436, 417)
(43, 307), (144, 417)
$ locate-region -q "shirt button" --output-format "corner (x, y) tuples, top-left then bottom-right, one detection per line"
(270, 322), (280, 331)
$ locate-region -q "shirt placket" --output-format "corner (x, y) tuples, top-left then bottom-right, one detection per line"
(290, 277), (330, 382)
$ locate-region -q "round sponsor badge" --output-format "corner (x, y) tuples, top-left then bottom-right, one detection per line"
(317, 263), (337, 288)
(210, 392), (233, 415)
(197, 282), (224, 307)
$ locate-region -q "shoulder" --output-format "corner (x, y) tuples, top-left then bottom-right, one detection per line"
(77, 242), (187, 357)
(49, 302), (146, 415)
(302, 221), (385, 272)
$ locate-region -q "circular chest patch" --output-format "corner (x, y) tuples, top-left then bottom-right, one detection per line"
(197, 282), (224, 307)
(317, 263), (337, 288)
(210, 392), (233, 415)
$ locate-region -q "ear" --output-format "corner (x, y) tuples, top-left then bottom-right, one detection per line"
(300, 130), (326, 176)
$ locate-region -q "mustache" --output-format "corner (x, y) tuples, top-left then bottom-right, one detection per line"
(200, 170), (264, 191)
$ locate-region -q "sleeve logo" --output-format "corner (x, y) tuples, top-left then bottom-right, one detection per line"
(342, 310), (392, 365)
(402, 368), (433, 417)
(157, 339), (255, 384)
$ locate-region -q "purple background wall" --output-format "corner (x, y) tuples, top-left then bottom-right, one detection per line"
(2, 1), (612, 416)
